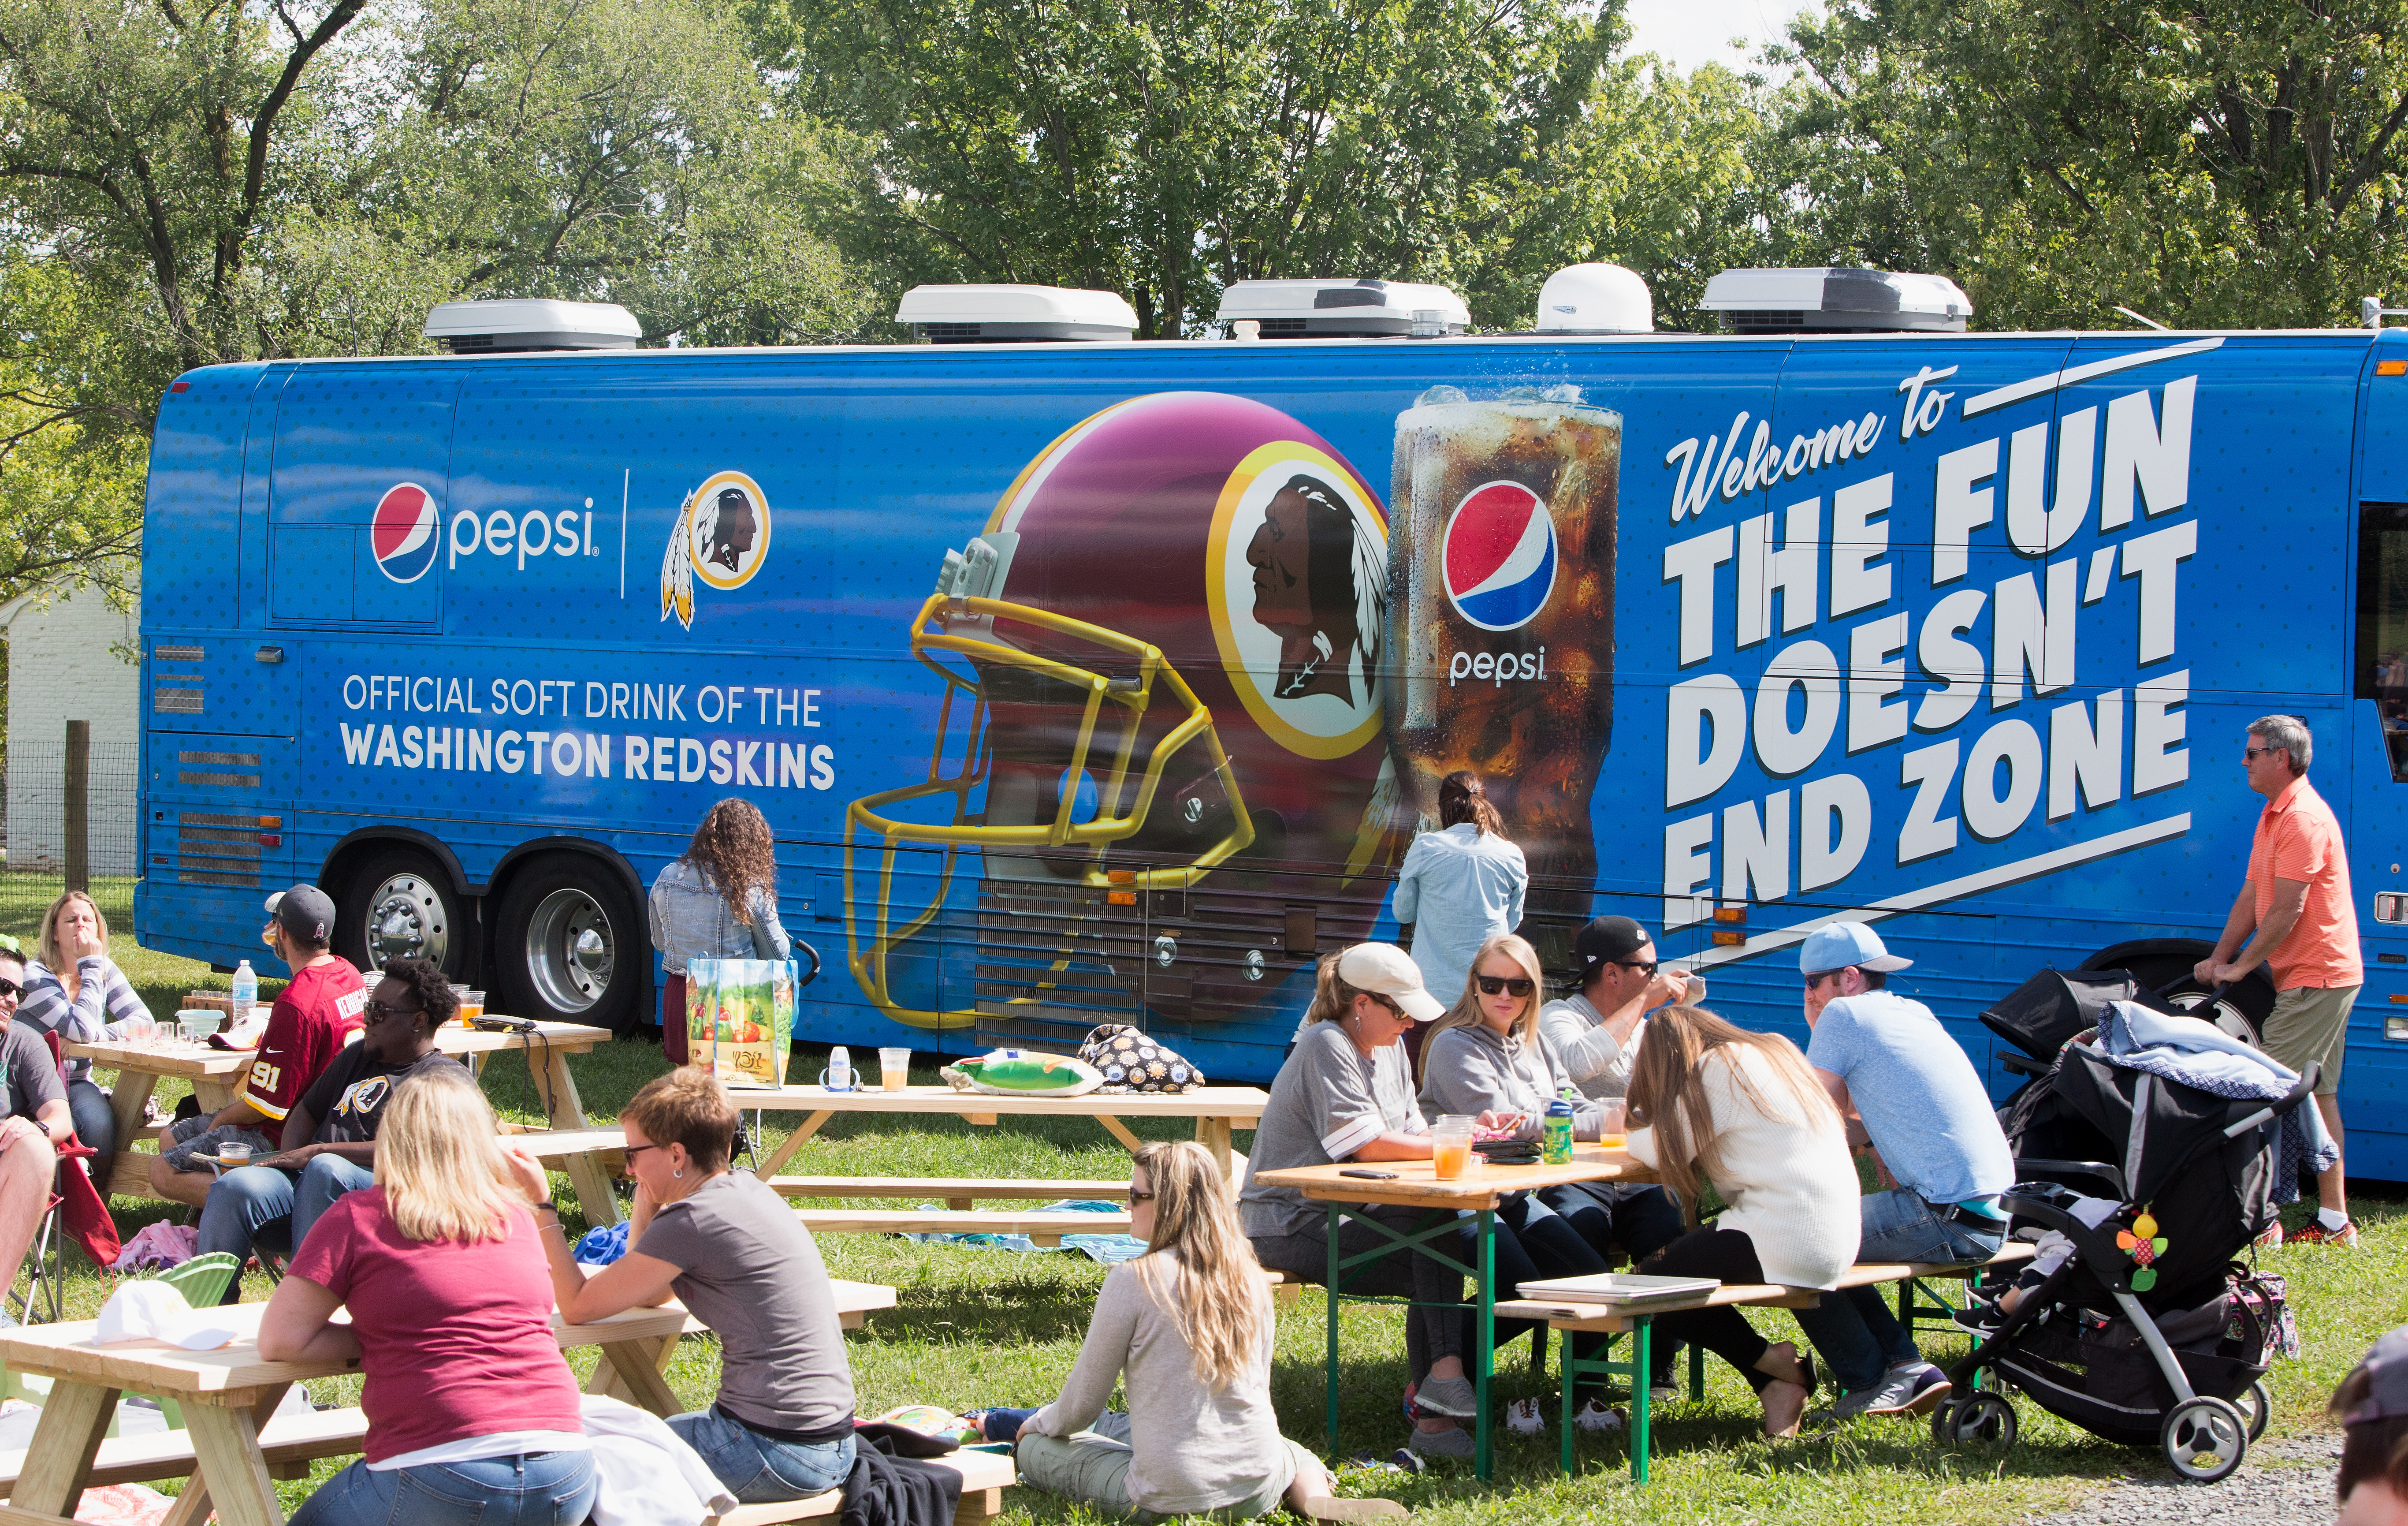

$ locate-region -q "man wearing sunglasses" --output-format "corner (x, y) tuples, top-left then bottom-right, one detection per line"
(1537, 915), (1700, 1103)
(1792, 922), (2013, 1421)
(197, 958), (459, 1291)
(150, 886), (366, 1209)
(0, 944), (75, 1320)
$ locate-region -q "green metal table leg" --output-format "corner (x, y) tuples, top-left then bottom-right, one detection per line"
(1474, 1206), (1496, 1480)
(1559, 1330), (1578, 1476)
(1631, 1318), (1653, 1484)
(1324, 1198), (1342, 1459)
(1689, 1335), (1704, 1402)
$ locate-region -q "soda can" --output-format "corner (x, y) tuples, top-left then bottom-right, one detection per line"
(1388, 385), (1620, 970)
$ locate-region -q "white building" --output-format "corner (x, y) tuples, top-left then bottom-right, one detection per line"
(1, 585), (141, 875)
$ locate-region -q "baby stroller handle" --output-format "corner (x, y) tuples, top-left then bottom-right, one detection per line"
(2220, 1061), (2320, 1140)
(2001, 1186), (2136, 1275)
(2010, 1159), (2127, 1198)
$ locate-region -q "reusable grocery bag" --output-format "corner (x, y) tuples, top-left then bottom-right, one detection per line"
(685, 956), (797, 1089)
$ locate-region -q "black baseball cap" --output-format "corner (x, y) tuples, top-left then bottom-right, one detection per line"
(2340, 1328), (2408, 1426)
(264, 884), (336, 945)
(1571, 915), (1652, 978)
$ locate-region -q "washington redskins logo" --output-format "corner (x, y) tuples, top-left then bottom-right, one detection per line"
(660, 470), (771, 628)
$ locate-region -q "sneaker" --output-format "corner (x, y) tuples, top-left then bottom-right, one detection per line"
(1406, 1423), (1474, 1461)
(1574, 1398), (1625, 1433)
(1834, 1363), (1950, 1419)
(1648, 1384), (1679, 1405)
(1877, 1364), (1954, 1416)
(1411, 1375), (1479, 1419)
(1505, 1397), (1546, 1436)
(2254, 1223), (2285, 1250)
(2290, 1218), (2361, 1247)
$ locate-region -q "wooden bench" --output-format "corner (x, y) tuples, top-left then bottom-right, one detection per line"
(0, 1405), (372, 1496)
(1496, 1242), (2037, 1482)
(770, 1176), (1133, 1210)
(703, 1447), (1016, 1526)
(794, 1208), (1132, 1248)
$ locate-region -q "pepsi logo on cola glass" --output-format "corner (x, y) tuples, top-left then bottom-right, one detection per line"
(1388, 385), (1620, 970)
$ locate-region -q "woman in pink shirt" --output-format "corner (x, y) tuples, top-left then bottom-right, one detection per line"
(260, 1066), (596, 1525)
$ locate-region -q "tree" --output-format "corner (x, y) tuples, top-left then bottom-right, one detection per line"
(1772, 0), (2408, 329)
(759, 0), (1617, 336)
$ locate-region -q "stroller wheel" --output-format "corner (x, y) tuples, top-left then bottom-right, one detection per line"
(2237, 1380), (2271, 1442)
(1932, 1391), (2017, 1448)
(2161, 1396), (2248, 1482)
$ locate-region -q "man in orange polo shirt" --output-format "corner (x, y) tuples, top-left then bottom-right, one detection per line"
(2195, 714), (2362, 1245)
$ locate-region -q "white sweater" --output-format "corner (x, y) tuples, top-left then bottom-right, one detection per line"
(1624, 1044), (1860, 1289)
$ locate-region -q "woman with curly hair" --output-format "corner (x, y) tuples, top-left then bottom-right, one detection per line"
(649, 798), (792, 1063)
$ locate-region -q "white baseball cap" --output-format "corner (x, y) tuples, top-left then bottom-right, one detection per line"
(1336, 943), (1446, 1022)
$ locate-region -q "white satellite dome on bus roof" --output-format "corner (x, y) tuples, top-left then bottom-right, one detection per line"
(423, 299), (642, 353)
(1700, 267), (1971, 334)
(1536, 264), (1652, 334)
(895, 284), (1139, 343)
(1215, 279), (1469, 338)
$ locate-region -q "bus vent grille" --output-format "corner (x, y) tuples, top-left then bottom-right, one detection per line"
(152, 687), (203, 714)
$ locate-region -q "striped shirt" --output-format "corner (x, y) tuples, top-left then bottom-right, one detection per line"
(20, 956), (149, 1082)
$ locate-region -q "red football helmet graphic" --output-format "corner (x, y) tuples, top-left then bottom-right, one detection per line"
(845, 392), (1401, 1039)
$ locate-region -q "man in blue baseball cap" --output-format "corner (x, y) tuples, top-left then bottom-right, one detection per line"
(1789, 921), (2014, 1421)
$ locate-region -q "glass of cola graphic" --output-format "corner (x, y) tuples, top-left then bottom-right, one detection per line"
(1388, 386), (1619, 974)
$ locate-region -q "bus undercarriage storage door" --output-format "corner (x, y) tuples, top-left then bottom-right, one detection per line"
(268, 371), (454, 627)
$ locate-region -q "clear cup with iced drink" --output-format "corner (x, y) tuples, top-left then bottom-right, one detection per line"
(1432, 1114), (1475, 1180)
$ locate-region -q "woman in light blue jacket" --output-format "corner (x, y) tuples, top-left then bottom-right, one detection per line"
(1392, 771), (1527, 1008)
(649, 799), (791, 1063)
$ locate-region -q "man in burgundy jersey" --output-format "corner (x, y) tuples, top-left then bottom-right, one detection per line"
(149, 885), (366, 1206)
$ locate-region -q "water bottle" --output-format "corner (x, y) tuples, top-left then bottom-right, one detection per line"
(1543, 1097), (1575, 1165)
(231, 961), (257, 1027)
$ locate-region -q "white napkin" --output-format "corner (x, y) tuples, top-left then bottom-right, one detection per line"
(93, 1281), (238, 1351)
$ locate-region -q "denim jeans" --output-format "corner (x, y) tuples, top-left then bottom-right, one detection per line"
(1015, 1410), (1309, 1523)
(66, 1079), (114, 1157)
(1792, 1188), (2006, 1393)
(196, 1154), (376, 1276)
(668, 1406), (856, 1504)
(288, 1449), (598, 1526)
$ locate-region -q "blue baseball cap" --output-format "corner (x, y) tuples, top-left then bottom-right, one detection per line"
(1798, 921), (1912, 976)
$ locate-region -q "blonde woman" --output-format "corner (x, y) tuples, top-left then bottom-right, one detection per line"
(19, 889), (149, 1153)
(259, 1066), (597, 1525)
(982, 1142), (1403, 1522)
(1623, 1006), (1861, 1437)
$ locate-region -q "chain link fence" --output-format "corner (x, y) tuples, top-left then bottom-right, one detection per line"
(0, 742), (141, 932)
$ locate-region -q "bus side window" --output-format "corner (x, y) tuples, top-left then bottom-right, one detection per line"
(2355, 502), (2408, 780)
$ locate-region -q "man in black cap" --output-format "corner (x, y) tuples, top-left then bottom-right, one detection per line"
(1538, 915), (1700, 1101)
(148, 885), (366, 1207)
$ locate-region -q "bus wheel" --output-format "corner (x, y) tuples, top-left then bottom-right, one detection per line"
(341, 849), (470, 981)
(494, 855), (640, 1032)
(2082, 945), (2272, 1046)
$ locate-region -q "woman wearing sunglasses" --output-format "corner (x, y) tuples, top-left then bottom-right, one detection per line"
(1415, 933), (1633, 1429)
(971, 1143), (1402, 1523)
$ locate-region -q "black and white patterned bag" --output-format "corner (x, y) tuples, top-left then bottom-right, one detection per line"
(1078, 1024), (1206, 1094)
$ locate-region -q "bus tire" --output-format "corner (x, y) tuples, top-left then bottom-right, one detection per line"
(492, 854), (641, 1033)
(2080, 941), (2272, 1045)
(338, 847), (474, 983)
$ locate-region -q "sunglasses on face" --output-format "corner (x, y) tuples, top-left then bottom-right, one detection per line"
(2243, 746), (2281, 761)
(364, 1000), (425, 1023)
(0, 978), (22, 1000)
(1128, 1188), (1157, 1204)
(1804, 971), (1841, 990)
(1476, 976), (1535, 997)
(1616, 959), (1659, 978)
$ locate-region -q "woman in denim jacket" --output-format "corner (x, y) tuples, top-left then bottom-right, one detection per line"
(649, 799), (791, 1063)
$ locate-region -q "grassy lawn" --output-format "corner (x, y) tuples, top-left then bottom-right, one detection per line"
(11, 906), (2398, 1522)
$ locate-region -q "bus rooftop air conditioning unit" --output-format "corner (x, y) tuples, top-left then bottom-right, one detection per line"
(1700, 267), (1971, 335)
(895, 285), (1139, 343)
(1216, 279), (1469, 339)
(423, 299), (644, 353)
(1535, 263), (1653, 335)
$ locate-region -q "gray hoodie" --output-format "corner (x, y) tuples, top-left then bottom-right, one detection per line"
(1537, 992), (1635, 1102)
(1416, 1022), (1607, 1142)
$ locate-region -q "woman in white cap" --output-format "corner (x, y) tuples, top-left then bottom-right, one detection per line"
(1236, 943), (1479, 1461)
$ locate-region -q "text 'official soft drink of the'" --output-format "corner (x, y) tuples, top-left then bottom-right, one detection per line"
(1389, 386), (1620, 971)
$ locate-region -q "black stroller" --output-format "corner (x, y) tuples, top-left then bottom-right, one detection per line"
(1927, 968), (2311, 1482)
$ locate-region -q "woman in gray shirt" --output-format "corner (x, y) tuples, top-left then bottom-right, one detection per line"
(509, 1068), (855, 1504)
(979, 1143), (1402, 1523)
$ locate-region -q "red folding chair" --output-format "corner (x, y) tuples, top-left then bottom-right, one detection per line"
(9, 1033), (120, 1323)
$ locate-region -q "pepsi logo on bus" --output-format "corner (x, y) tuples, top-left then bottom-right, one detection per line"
(371, 483), (442, 584)
(1441, 481), (1557, 632)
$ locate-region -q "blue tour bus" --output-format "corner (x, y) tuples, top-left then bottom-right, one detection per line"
(132, 272), (2408, 1175)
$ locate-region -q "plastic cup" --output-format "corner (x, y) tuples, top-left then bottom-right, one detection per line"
(1599, 1099), (1627, 1151)
(1433, 1114), (1474, 1180)
(879, 1047), (910, 1092)
(217, 1143), (251, 1166)
(458, 991), (486, 1028)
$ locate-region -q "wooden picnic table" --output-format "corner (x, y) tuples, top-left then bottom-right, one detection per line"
(734, 1083), (1268, 1181)
(1254, 1145), (1662, 1481)
(70, 1020), (622, 1224)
